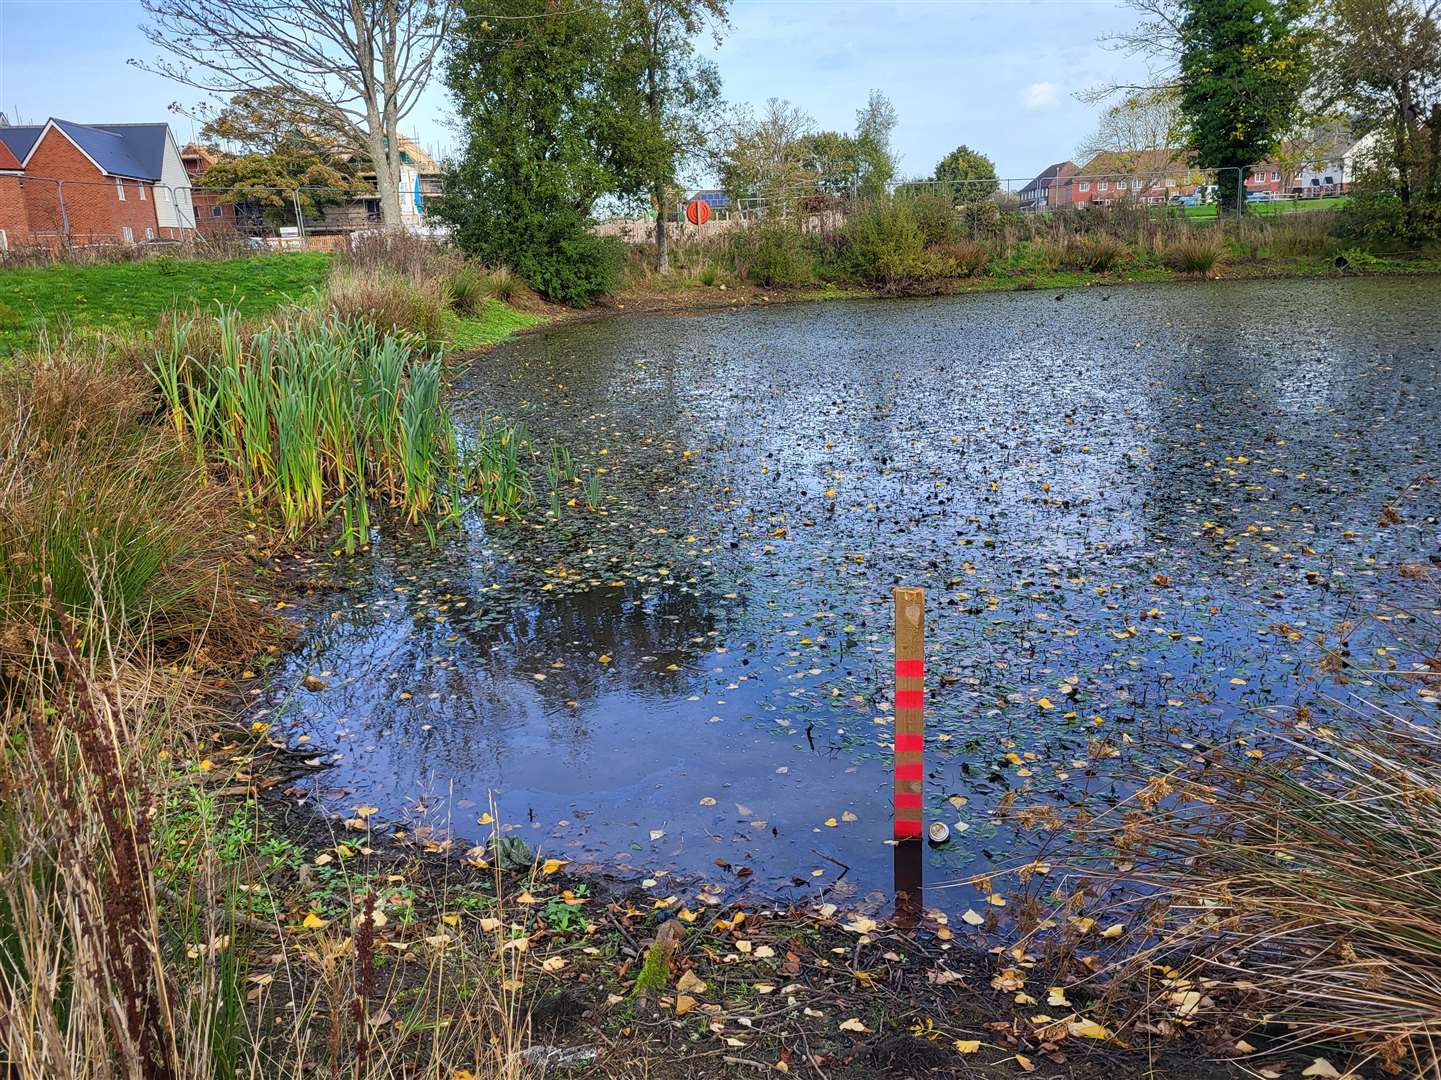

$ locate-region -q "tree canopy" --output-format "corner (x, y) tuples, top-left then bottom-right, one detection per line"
(932, 145), (999, 202)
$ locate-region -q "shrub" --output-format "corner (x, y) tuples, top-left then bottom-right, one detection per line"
(929, 239), (991, 278)
(514, 228), (623, 306)
(905, 191), (965, 246)
(733, 222), (812, 287)
(1165, 230), (1226, 275)
(845, 199), (935, 288)
(1061, 233), (1129, 273)
(326, 268), (448, 345)
(697, 263), (721, 287)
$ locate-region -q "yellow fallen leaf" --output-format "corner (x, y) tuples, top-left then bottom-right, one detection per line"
(301, 912), (328, 930)
(649, 829), (666, 842)
(954, 1039), (981, 1054)
(1100, 923), (1125, 939)
(843, 916), (878, 934)
(1046, 987), (1069, 1007)
(674, 994), (697, 1016)
(1037, 697), (1055, 709)
(541, 957), (566, 973)
(1068, 1018), (1109, 1040)
(676, 970), (707, 994)
(962, 909), (985, 926)
(477, 917), (502, 933)
(838, 1018), (870, 1033)
(1302, 1060), (1341, 1079)
(477, 812), (494, 826)
(824, 817), (838, 827)
(541, 858), (567, 876)
(841, 810), (858, 822)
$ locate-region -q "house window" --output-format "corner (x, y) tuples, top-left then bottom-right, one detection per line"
(162, 187), (171, 203)
(1271, 170), (1280, 182)
(0, 229), (7, 252)
(1130, 178), (1141, 190)
(1078, 180), (1090, 192)
(1098, 180), (1108, 192)
(115, 178), (125, 201)
(145, 227), (154, 240)
(1323, 175), (1334, 185)
(122, 225), (134, 243)
(211, 204), (223, 218)
(1165, 177), (1176, 187)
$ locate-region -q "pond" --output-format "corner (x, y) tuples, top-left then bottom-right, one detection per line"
(255, 277), (1441, 917)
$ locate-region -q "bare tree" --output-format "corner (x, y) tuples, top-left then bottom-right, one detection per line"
(720, 98), (815, 208)
(133, 0), (453, 228)
(1076, 88), (1185, 197)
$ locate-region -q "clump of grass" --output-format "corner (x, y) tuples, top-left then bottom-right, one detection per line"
(1165, 230), (1226, 275)
(1061, 234), (1129, 273)
(149, 308), (532, 549)
(0, 341), (265, 679)
(325, 267), (448, 346)
(448, 264), (489, 316)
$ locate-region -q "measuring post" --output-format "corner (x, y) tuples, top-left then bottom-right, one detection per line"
(893, 587), (925, 840)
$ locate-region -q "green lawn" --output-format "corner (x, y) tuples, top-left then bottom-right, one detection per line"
(1177, 195), (1349, 221)
(0, 253), (331, 354)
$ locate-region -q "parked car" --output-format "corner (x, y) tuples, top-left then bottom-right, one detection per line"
(1246, 190), (1273, 203)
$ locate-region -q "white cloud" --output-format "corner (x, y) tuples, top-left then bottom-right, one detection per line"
(1023, 82), (1060, 110)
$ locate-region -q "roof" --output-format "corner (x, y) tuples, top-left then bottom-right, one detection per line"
(1019, 161), (1076, 196)
(0, 119), (171, 180)
(0, 126), (43, 162)
(1074, 149), (1194, 180)
(92, 123), (175, 180)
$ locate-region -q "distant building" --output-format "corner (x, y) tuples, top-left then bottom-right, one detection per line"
(1018, 161), (1076, 213)
(1068, 150), (1200, 208)
(309, 135), (443, 232)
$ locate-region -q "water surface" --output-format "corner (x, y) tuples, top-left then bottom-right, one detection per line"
(257, 279), (1441, 913)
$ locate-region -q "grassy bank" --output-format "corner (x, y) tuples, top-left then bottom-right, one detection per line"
(0, 249), (549, 356)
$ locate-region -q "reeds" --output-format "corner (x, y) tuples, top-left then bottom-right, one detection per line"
(1077, 583), (1441, 1073)
(149, 309), (532, 548)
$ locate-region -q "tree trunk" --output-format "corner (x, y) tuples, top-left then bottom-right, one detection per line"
(366, 125), (404, 229)
(653, 185), (669, 273)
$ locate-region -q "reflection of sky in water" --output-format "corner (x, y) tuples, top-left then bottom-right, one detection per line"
(256, 278), (1441, 915)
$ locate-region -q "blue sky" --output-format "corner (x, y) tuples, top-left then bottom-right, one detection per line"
(0, 0), (1149, 182)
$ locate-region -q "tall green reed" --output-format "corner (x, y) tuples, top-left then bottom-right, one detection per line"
(150, 308), (536, 548)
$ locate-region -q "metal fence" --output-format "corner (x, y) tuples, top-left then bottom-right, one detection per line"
(0, 176), (445, 256)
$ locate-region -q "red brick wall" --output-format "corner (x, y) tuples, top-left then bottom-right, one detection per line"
(22, 128), (159, 244)
(0, 175), (29, 246)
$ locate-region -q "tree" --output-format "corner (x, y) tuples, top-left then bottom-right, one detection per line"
(798, 130), (865, 197)
(854, 89), (899, 196)
(192, 91), (362, 226)
(720, 98), (814, 206)
(134, 0), (453, 229)
(1076, 89), (1186, 199)
(1319, 0), (1441, 216)
(195, 143), (360, 226)
(614, 0), (728, 272)
(435, 0), (639, 302)
(1178, 0), (1314, 211)
(932, 145), (999, 202)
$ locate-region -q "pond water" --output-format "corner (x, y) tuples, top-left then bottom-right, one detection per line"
(256, 278), (1441, 916)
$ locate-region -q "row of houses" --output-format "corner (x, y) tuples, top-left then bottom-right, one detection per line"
(0, 115), (443, 250)
(1015, 131), (1381, 213)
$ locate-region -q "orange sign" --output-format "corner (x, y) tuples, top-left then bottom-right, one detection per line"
(685, 198), (712, 226)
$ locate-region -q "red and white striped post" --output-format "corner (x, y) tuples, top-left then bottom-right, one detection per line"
(893, 587), (925, 840)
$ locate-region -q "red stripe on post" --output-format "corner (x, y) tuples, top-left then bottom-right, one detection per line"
(895, 689), (924, 710)
(894, 761), (924, 781)
(895, 658), (924, 679)
(894, 733), (924, 753)
(895, 819), (923, 838)
(894, 791), (923, 810)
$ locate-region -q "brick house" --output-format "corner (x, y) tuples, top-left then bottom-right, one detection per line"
(180, 142), (242, 234)
(0, 140), (27, 250)
(0, 118), (196, 247)
(1017, 161), (1076, 213)
(1068, 150), (1202, 208)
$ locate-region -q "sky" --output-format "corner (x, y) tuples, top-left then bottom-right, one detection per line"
(0, 0), (1152, 184)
